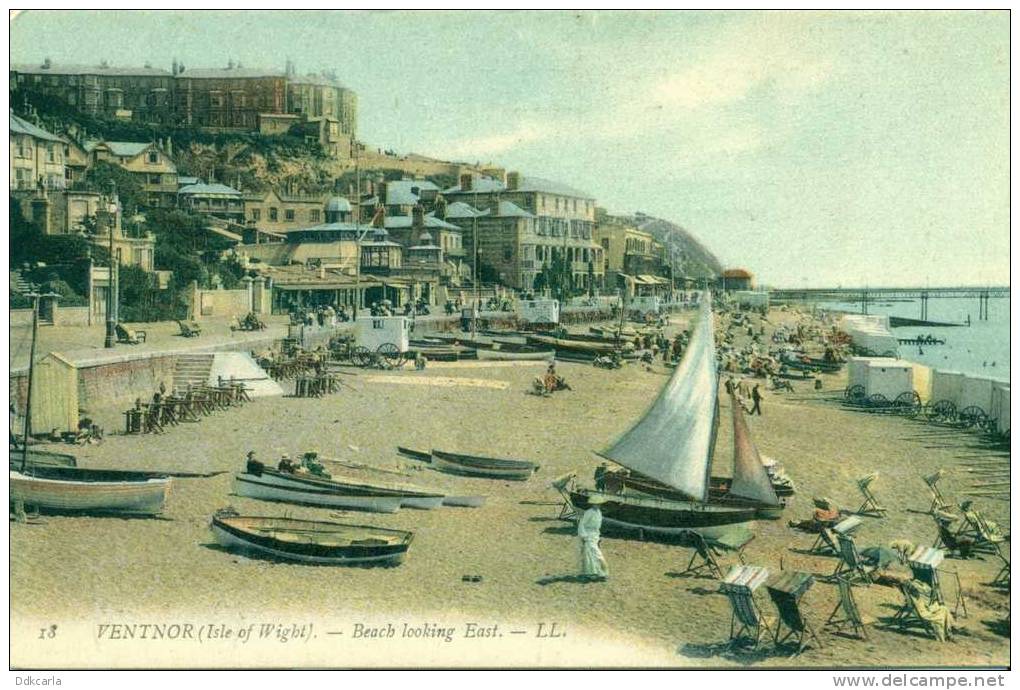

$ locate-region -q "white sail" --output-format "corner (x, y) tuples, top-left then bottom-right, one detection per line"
(599, 296), (718, 501)
(729, 393), (781, 506)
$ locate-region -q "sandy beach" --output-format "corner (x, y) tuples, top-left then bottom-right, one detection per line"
(10, 308), (1009, 668)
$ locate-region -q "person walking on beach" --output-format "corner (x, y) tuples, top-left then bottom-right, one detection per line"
(751, 384), (763, 416)
(578, 496), (608, 582)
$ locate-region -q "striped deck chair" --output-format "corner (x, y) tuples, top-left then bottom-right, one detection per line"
(932, 513), (975, 559)
(906, 546), (967, 619)
(767, 571), (823, 655)
(824, 576), (870, 640)
(855, 473), (887, 517)
(888, 580), (952, 641)
(831, 532), (877, 586)
(957, 505), (1008, 556)
(720, 565), (773, 650)
(677, 527), (754, 579)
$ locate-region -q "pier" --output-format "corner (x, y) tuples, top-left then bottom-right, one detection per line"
(769, 286), (1009, 320)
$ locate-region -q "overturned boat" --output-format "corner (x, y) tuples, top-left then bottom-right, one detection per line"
(430, 449), (539, 481)
(568, 296), (780, 537)
(210, 513), (413, 566)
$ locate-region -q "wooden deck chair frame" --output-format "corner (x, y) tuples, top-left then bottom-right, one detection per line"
(923, 472), (949, 515)
(957, 510), (1006, 555)
(855, 475), (886, 517)
(809, 526), (839, 556)
(767, 587), (824, 655)
(992, 553), (1010, 588)
(678, 531), (725, 579)
(831, 532), (876, 586)
(888, 581), (944, 641)
(726, 589), (774, 650)
(824, 576), (869, 640)
(932, 515), (975, 559)
(549, 472), (577, 521)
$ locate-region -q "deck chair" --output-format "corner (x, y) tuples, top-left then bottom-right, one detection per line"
(809, 526), (839, 556)
(767, 571), (823, 655)
(906, 546), (967, 619)
(548, 472), (577, 520)
(177, 320), (201, 337)
(824, 576), (871, 640)
(923, 470), (949, 515)
(932, 513), (974, 559)
(888, 580), (953, 641)
(115, 324), (147, 344)
(831, 532), (877, 586)
(991, 552), (1010, 588)
(957, 506), (1008, 556)
(855, 473), (886, 517)
(677, 527), (754, 579)
(720, 565), (774, 650)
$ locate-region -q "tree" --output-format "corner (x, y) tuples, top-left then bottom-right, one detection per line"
(85, 161), (144, 213)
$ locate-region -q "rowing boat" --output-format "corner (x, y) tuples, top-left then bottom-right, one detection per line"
(232, 473), (404, 513)
(525, 334), (625, 355)
(254, 467), (443, 509)
(210, 514), (413, 566)
(10, 466), (171, 515)
(430, 449), (539, 481)
(475, 343), (555, 361)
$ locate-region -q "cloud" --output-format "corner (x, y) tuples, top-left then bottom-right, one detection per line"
(429, 122), (551, 160)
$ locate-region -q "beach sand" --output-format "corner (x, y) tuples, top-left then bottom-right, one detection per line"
(10, 310), (1009, 668)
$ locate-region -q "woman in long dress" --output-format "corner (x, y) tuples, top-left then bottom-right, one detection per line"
(578, 496), (608, 582)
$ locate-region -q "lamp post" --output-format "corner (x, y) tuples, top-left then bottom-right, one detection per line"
(20, 291), (59, 472)
(103, 183), (118, 348)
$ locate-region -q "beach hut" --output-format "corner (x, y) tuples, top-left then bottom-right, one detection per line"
(864, 360), (913, 401)
(516, 299), (560, 325)
(355, 315), (410, 353)
(991, 385), (1010, 435)
(910, 363), (933, 403)
(30, 352), (79, 435)
(847, 357), (893, 390)
(931, 370), (966, 408)
(959, 375), (1003, 414)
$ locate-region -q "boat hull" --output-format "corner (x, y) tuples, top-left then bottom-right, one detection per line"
(476, 348), (555, 361)
(612, 474), (787, 518)
(430, 450), (538, 481)
(210, 517), (410, 566)
(568, 489), (756, 538)
(10, 470), (170, 515)
(441, 495), (487, 508)
(257, 469), (444, 507)
(233, 475), (403, 513)
(8, 449), (77, 469)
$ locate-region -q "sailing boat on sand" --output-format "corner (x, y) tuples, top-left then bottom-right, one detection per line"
(568, 295), (780, 537)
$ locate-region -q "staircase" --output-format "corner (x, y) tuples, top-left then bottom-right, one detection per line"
(173, 354), (215, 392)
(10, 270), (35, 295)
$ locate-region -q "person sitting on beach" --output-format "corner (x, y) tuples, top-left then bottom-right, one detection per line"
(302, 452), (329, 478)
(278, 454), (298, 473)
(245, 450), (264, 476)
(788, 497), (842, 532)
(414, 352), (428, 371)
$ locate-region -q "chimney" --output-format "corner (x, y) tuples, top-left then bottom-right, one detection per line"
(459, 173), (473, 192)
(506, 171), (521, 191)
(435, 195), (447, 220)
(41, 57), (52, 70)
(412, 204), (425, 230)
(172, 58), (179, 75)
(227, 59), (235, 70)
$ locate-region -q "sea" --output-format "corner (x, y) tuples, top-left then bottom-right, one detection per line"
(818, 296), (1011, 380)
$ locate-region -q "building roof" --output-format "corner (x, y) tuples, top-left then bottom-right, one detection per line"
(384, 214), (461, 231)
(177, 67), (284, 80)
(443, 201), (489, 219)
(178, 183), (243, 197)
(326, 196), (352, 213)
(9, 113), (63, 142)
(178, 176), (203, 186)
(11, 62), (172, 77)
(512, 175), (593, 199)
(722, 268), (753, 279)
(86, 141), (153, 157)
(495, 200), (535, 218)
(442, 175), (507, 195)
(384, 179), (440, 207)
(289, 73), (351, 89)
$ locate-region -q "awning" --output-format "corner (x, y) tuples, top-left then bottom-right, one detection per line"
(206, 226), (242, 242)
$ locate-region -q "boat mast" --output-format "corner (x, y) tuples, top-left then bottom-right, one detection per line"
(20, 292), (42, 473)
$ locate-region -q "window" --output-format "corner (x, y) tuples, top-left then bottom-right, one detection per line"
(269, 207), (278, 221)
(285, 209), (295, 222)
(573, 199), (577, 212)
(310, 209), (321, 223)
(252, 209), (261, 221)
(148, 174), (162, 185)
(46, 144), (55, 162)
(148, 151), (159, 164)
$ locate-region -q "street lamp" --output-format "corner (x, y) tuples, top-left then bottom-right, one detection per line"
(103, 183), (118, 348)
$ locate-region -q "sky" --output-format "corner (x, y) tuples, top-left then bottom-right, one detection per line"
(10, 10), (1010, 287)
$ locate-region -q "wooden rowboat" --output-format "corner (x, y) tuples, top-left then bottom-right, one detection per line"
(526, 334), (628, 355)
(245, 467), (444, 509)
(10, 466), (171, 515)
(476, 343), (555, 361)
(210, 514), (413, 566)
(397, 446), (432, 462)
(430, 449), (538, 481)
(232, 473), (404, 513)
